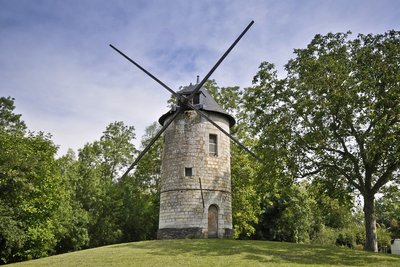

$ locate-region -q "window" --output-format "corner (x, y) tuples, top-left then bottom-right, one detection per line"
(209, 134), (218, 156)
(185, 167), (193, 177)
(188, 93), (200, 105)
(193, 93), (200, 105)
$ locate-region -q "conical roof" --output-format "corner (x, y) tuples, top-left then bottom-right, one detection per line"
(158, 84), (236, 127)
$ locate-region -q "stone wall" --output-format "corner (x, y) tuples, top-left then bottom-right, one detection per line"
(158, 110), (232, 238)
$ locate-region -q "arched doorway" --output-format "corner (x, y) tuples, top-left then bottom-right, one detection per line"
(208, 205), (218, 238)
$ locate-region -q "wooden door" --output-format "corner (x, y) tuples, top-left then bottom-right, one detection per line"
(208, 205), (218, 238)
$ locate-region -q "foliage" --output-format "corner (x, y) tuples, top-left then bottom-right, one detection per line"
(231, 144), (260, 238)
(54, 150), (89, 253)
(311, 225), (338, 246)
(0, 200), (25, 263)
(0, 96), (167, 264)
(376, 226), (392, 252)
(308, 179), (353, 230)
(76, 121), (135, 247)
(244, 30), (400, 251)
(254, 182), (313, 243)
(204, 80), (242, 114)
(317, 222), (391, 252)
(204, 80), (261, 238)
(376, 185), (400, 238)
(0, 97), (26, 133)
(0, 98), (63, 262)
(119, 122), (162, 241)
(133, 122), (161, 192)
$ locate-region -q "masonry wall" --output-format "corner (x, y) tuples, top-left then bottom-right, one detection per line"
(158, 110), (232, 239)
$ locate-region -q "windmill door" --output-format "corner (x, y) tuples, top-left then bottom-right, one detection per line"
(208, 205), (218, 238)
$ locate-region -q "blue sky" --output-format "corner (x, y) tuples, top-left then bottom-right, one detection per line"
(1, 0), (399, 155)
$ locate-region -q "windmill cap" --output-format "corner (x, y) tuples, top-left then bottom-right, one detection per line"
(158, 84), (236, 127)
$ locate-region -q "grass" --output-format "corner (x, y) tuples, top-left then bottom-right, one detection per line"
(8, 239), (400, 267)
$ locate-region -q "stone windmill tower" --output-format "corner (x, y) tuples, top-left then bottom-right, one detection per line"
(110, 21), (258, 239)
(157, 83), (236, 238)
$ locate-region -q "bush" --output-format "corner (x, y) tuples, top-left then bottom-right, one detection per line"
(311, 223), (392, 252)
(377, 226), (391, 252)
(310, 225), (337, 246)
(311, 224), (366, 249)
(336, 231), (355, 249)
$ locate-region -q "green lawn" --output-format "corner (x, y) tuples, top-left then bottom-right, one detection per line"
(8, 239), (400, 267)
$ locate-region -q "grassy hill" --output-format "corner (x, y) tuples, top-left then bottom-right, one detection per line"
(8, 239), (400, 267)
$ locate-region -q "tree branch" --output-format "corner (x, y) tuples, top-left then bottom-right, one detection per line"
(372, 161), (399, 194)
(331, 127), (365, 190)
(349, 122), (368, 170)
(322, 162), (362, 193)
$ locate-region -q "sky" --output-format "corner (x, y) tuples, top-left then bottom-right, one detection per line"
(1, 0), (399, 156)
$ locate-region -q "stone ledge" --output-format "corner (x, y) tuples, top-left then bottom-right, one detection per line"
(157, 227), (234, 239)
(157, 227), (203, 239)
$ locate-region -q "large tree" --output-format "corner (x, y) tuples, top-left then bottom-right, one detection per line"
(245, 30), (400, 251)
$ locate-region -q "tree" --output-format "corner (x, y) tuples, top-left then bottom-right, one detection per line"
(230, 143), (260, 238)
(54, 150), (89, 253)
(0, 97), (66, 262)
(0, 96), (27, 263)
(0, 97), (26, 133)
(245, 30), (400, 251)
(76, 121), (136, 247)
(119, 122), (162, 241)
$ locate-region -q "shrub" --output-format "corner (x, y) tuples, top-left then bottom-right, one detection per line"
(311, 225), (337, 246)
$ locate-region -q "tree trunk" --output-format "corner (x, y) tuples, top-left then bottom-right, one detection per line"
(363, 192), (378, 252)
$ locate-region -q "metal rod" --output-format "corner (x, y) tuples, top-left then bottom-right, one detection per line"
(187, 20), (254, 101)
(109, 44), (184, 101)
(112, 20), (258, 175)
(199, 178), (205, 209)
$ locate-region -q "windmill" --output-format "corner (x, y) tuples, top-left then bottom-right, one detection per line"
(110, 21), (259, 239)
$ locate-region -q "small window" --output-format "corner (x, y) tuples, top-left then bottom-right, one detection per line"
(185, 167), (193, 177)
(193, 93), (200, 105)
(209, 134), (218, 156)
(188, 93), (200, 105)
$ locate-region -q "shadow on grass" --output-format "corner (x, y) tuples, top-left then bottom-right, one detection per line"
(111, 239), (400, 266)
